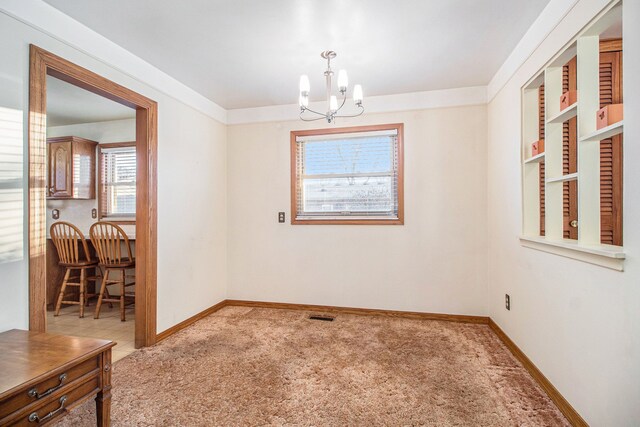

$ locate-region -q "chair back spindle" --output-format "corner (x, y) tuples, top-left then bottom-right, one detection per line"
(50, 222), (91, 264)
(90, 222), (134, 266)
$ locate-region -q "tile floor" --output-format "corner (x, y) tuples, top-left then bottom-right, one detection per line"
(47, 304), (136, 362)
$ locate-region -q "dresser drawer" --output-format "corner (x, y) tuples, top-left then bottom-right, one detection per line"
(3, 374), (100, 427)
(0, 356), (100, 420)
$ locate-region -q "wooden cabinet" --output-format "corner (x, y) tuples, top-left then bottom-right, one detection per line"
(47, 136), (97, 199)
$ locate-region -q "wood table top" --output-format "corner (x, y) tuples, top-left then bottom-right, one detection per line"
(0, 329), (115, 399)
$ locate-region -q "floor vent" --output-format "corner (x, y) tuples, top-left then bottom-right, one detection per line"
(308, 315), (335, 322)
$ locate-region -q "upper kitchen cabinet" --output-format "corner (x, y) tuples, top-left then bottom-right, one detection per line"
(47, 136), (98, 199)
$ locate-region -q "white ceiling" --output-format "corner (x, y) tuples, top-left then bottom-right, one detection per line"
(43, 0), (551, 110)
(46, 76), (135, 127)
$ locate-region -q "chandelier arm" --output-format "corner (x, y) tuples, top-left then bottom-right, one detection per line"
(299, 111), (329, 122)
(336, 91), (347, 113)
(301, 106), (326, 116)
(300, 115), (329, 122)
(334, 105), (365, 119)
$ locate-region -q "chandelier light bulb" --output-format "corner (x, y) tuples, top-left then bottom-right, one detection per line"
(299, 94), (309, 107)
(337, 69), (348, 92)
(330, 95), (338, 111)
(299, 75), (310, 95)
(353, 84), (363, 105)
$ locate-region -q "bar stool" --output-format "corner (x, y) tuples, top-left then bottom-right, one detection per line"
(51, 222), (101, 318)
(90, 222), (135, 321)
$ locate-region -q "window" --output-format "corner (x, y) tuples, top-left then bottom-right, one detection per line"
(99, 143), (136, 220)
(0, 106), (23, 263)
(291, 124), (404, 225)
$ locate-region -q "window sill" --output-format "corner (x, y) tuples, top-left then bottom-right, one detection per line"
(293, 217), (403, 225)
(99, 218), (136, 225)
(519, 236), (625, 271)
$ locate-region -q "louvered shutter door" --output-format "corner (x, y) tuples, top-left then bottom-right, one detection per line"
(599, 47), (623, 246)
(538, 84), (545, 236)
(562, 58), (578, 239)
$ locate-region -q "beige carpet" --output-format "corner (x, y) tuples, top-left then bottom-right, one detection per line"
(54, 306), (569, 426)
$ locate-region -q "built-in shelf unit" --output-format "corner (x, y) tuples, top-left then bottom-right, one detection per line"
(520, 1), (624, 270)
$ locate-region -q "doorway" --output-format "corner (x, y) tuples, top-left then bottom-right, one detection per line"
(28, 45), (157, 348)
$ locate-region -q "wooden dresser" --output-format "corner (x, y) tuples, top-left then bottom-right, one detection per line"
(0, 330), (115, 426)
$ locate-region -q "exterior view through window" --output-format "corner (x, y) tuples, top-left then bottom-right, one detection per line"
(291, 124), (403, 224)
(99, 143), (136, 219)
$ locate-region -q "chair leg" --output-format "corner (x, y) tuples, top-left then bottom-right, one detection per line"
(104, 275), (114, 309)
(120, 269), (126, 322)
(54, 268), (71, 316)
(94, 269), (110, 319)
(79, 268), (86, 318)
(95, 266), (114, 308)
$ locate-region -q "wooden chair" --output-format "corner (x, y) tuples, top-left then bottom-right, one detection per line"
(90, 222), (135, 321)
(51, 222), (101, 318)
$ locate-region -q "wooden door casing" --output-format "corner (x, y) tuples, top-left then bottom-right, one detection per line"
(29, 45), (158, 349)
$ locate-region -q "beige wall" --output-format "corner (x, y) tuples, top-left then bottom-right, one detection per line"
(0, 11), (228, 334)
(487, 0), (640, 424)
(227, 106), (488, 315)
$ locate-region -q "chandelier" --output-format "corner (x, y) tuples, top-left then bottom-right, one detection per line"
(298, 50), (364, 123)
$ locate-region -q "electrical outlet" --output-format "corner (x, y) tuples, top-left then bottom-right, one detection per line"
(52, 209), (60, 220)
(278, 212), (285, 223)
(505, 294), (511, 311)
(91, 208), (97, 219)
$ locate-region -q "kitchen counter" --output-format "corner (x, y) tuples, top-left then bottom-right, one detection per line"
(46, 225), (136, 240)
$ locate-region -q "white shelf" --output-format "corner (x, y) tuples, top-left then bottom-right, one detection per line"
(546, 173), (578, 183)
(547, 102), (578, 124)
(524, 152), (545, 164)
(579, 121), (623, 142)
(520, 235), (625, 271)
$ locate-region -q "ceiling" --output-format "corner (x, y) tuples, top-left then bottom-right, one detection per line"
(46, 76), (135, 127)
(43, 0), (551, 110)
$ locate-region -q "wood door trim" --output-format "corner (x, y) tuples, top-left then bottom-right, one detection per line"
(489, 319), (587, 426)
(28, 45), (157, 348)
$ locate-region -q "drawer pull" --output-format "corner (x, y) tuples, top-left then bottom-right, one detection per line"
(28, 373), (67, 399)
(28, 395), (67, 423)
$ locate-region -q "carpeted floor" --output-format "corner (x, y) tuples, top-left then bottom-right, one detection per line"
(54, 306), (569, 426)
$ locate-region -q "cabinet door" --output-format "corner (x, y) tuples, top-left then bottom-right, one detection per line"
(599, 46), (623, 246)
(562, 57), (578, 240)
(49, 141), (72, 198)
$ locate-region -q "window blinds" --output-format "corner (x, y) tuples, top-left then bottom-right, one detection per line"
(0, 106), (23, 263)
(295, 130), (399, 219)
(100, 146), (136, 217)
